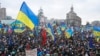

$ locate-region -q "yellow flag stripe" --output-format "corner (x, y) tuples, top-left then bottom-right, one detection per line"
(17, 11), (34, 30)
(46, 28), (54, 40)
(14, 29), (25, 33)
(93, 31), (100, 36)
(65, 32), (71, 38)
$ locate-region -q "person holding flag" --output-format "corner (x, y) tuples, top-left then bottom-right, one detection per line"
(41, 28), (47, 46)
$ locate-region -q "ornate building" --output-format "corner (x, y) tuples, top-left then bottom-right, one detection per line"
(66, 6), (81, 26)
(38, 8), (47, 27)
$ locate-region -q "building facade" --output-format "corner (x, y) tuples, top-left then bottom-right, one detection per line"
(38, 8), (47, 27)
(0, 4), (6, 20)
(91, 21), (100, 26)
(66, 6), (81, 27)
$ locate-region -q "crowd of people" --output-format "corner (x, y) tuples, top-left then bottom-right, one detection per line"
(0, 23), (99, 56)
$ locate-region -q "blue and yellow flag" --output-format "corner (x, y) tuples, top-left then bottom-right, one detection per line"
(0, 23), (3, 31)
(14, 28), (26, 33)
(65, 28), (73, 38)
(47, 23), (55, 40)
(60, 22), (67, 31)
(56, 27), (62, 35)
(17, 2), (39, 30)
(93, 26), (100, 37)
(11, 20), (25, 28)
(11, 20), (26, 33)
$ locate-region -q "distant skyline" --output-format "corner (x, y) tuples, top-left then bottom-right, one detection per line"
(0, 0), (100, 25)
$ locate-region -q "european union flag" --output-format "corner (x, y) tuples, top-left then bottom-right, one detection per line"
(89, 38), (94, 48)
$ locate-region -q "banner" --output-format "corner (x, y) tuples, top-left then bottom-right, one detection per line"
(26, 48), (37, 56)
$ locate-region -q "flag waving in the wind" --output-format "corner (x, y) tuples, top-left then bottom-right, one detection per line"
(93, 26), (100, 37)
(93, 26), (100, 42)
(17, 2), (39, 30)
(65, 28), (73, 38)
(47, 23), (55, 40)
(60, 22), (67, 31)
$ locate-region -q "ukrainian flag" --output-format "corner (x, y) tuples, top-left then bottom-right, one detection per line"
(46, 23), (55, 40)
(65, 28), (73, 38)
(57, 27), (62, 35)
(60, 22), (67, 31)
(11, 20), (25, 28)
(14, 28), (26, 33)
(0, 23), (2, 31)
(93, 26), (100, 37)
(17, 2), (39, 30)
(11, 20), (26, 33)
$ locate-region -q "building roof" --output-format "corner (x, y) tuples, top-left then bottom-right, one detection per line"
(67, 6), (81, 21)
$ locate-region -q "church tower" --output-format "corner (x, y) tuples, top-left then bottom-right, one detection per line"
(71, 5), (73, 12)
(38, 8), (47, 27)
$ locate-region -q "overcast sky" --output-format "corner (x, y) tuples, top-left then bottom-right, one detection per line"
(0, 0), (100, 25)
